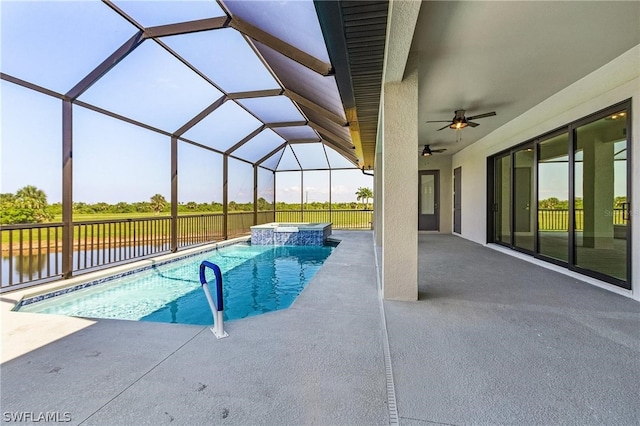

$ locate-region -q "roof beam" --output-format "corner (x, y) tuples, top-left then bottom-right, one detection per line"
(173, 95), (227, 137)
(177, 136), (225, 156)
(102, 0), (144, 31)
(225, 125), (265, 155)
(313, 0), (356, 110)
(1, 73), (65, 100)
(265, 121), (308, 128)
(307, 121), (352, 148)
(320, 140), (358, 165)
(74, 100), (171, 137)
(230, 17), (333, 76)
(256, 142), (287, 166)
(284, 89), (348, 127)
(286, 139), (322, 144)
(227, 89), (283, 99)
(144, 16), (230, 38)
(66, 31), (144, 100)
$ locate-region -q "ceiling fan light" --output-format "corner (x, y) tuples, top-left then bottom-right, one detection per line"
(422, 146), (432, 156)
(450, 121), (468, 130)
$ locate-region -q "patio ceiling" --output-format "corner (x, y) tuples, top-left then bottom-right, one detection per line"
(410, 1), (640, 156)
(1, 0), (385, 172)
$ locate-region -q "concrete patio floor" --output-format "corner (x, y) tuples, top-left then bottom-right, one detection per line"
(386, 233), (640, 425)
(1, 231), (639, 425)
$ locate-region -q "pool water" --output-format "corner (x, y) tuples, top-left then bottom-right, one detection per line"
(18, 243), (334, 325)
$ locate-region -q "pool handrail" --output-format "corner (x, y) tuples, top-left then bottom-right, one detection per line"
(199, 261), (228, 339)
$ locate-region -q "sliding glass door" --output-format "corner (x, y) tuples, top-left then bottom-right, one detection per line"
(537, 132), (569, 262)
(494, 154), (511, 244)
(574, 108), (629, 282)
(513, 143), (535, 251)
(489, 101), (630, 289)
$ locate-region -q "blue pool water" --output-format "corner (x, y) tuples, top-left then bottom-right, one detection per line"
(18, 243), (334, 325)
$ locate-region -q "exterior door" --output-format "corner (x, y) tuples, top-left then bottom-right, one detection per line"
(454, 167), (461, 234)
(418, 170), (439, 231)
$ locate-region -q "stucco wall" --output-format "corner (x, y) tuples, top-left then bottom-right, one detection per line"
(380, 57), (419, 301)
(452, 44), (640, 300)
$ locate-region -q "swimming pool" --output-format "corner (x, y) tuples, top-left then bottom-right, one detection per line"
(16, 242), (334, 325)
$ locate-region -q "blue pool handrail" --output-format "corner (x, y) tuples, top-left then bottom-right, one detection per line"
(199, 261), (228, 339)
(199, 261), (223, 310)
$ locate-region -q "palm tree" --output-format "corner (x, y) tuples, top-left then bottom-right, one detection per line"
(15, 185), (52, 222)
(355, 187), (374, 210)
(16, 185), (46, 209)
(150, 194), (167, 215)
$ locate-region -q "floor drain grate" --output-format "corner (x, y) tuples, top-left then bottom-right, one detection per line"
(374, 237), (399, 425)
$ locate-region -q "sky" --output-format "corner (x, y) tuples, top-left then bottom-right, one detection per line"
(0, 0), (373, 205)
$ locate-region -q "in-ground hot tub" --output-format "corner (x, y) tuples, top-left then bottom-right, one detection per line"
(250, 222), (332, 246)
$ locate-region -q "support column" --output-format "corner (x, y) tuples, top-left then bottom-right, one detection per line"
(253, 165), (258, 225)
(170, 137), (178, 252)
(329, 170), (333, 223)
(374, 144), (383, 246)
(62, 100), (73, 279)
(273, 171), (277, 222)
(223, 155), (229, 239)
(381, 56), (419, 301)
(300, 170), (304, 222)
(582, 138), (615, 248)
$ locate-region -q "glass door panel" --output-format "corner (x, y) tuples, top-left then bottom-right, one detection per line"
(494, 154), (511, 244)
(513, 144), (535, 251)
(418, 171), (439, 231)
(421, 174), (435, 214)
(537, 133), (569, 262)
(574, 109), (628, 283)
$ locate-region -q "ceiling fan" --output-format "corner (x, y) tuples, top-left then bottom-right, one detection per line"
(421, 144), (446, 157)
(427, 109), (496, 131)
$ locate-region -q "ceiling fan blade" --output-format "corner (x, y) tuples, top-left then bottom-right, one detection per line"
(466, 111), (496, 120)
(426, 120), (453, 123)
(436, 124), (450, 131)
(467, 121), (480, 127)
(433, 149), (447, 153)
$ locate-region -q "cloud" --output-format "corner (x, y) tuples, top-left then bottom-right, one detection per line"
(330, 185), (350, 195)
(283, 185), (300, 193)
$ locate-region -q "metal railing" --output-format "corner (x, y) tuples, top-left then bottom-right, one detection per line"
(275, 209), (373, 230)
(1, 209), (373, 291)
(538, 209), (625, 231)
(0, 223), (63, 288)
(177, 214), (222, 248)
(74, 217), (172, 271)
(228, 212), (255, 237)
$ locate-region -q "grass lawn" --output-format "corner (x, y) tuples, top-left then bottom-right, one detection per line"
(2, 210), (374, 248)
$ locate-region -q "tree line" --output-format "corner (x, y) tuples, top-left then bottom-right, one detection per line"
(538, 197), (627, 210)
(1, 186), (374, 225)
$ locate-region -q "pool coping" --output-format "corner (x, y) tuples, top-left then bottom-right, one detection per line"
(2, 236), (251, 312)
(1, 231), (390, 424)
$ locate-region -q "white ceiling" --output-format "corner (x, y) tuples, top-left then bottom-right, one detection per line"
(411, 1), (640, 154)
